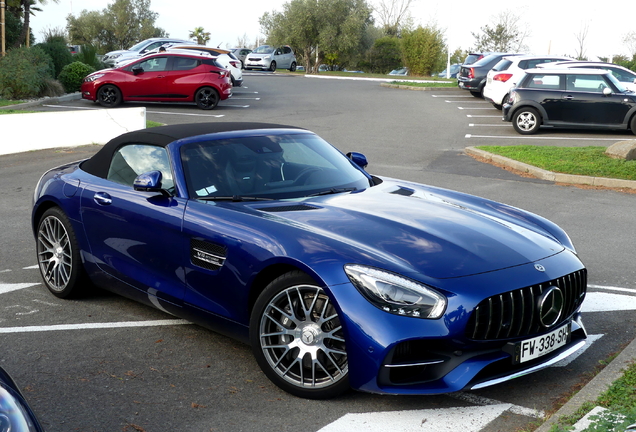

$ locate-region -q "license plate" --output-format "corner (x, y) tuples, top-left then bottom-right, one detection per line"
(507, 322), (571, 364)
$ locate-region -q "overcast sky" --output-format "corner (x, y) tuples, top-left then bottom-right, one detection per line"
(31, 0), (633, 60)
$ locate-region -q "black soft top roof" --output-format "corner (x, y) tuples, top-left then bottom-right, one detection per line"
(82, 122), (300, 178)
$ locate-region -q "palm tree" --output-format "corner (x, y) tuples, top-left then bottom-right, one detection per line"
(189, 27), (210, 46)
(10, 0), (57, 48)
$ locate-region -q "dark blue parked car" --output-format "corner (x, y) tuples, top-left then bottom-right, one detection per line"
(0, 366), (45, 431)
(32, 122), (587, 399)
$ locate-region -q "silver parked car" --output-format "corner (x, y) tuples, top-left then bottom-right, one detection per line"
(230, 48), (252, 68)
(102, 38), (196, 66)
(244, 45), (297, 72)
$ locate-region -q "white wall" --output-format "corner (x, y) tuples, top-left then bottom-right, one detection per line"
(0, 107), (146, 156)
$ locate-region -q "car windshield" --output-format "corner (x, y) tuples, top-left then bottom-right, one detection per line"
(180, 133), (372, 200)
(253, 45), (274, 54)
(128, 40), (151, 52)
(606, 73), (629, 92)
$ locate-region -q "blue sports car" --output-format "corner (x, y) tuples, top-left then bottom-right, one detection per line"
(32, 123), (587, 399)
(0, 366), (45, 431)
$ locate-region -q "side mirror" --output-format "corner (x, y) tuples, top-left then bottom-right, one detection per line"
(603, 87), (612, 96)
(132, 66), (143, 75)
(134, 171), (171, 196)
(346, 152), (368, 170)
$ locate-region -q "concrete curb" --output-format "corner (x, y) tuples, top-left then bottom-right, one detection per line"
(535, 336), (636, 432)
(380, 82), (462, 91)
(465, 146), (636, 190)
(0, 92), (83, 110)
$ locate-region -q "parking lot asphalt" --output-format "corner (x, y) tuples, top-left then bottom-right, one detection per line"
(2, 73), (635, 432)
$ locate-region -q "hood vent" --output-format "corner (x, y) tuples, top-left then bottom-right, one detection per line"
(391, 187), (415, 197)
(258, 204), (320, 213)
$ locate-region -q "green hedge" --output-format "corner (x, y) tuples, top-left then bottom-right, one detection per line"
(0, 46), (54, 99)
(58, 62), (95, 93)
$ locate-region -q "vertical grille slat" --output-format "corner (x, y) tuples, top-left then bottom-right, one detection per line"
(466, 269), (587, 341)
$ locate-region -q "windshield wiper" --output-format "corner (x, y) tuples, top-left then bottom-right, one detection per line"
(197, 195), (274, 202)
(307, 187), (357, 197)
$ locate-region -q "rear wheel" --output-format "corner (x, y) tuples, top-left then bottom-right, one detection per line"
(37, 207), (87, 298)
(630, 115), (636, 136)
(97, 84), (122, 108)
(289, 62), (297, 72)
(195, 87), (219, 110)
(250, 271), (349, 399)
(513, 107), (541, 134)
(470, 89), (483, 98)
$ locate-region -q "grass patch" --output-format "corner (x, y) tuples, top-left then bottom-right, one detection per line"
(546, 361), (636, 432)
(477, 145), (636, 181)
(146, 120), (163, 128)
(0, 99), (25, 107)
(0, 109), (37, 114)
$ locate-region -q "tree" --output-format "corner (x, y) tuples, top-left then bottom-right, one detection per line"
(574, 23), (588, 61)
(401, 24), (445, 76)
(189, 27), (210, 45)
(9, 0), (57, 48)
(623, 31), (636, 57)
(260, 0), (373, 73)
(374, 0), (415, 36)
(67, 0), (167, 53)
(471, 10), (529, 52)
(367, 36), (401, 73)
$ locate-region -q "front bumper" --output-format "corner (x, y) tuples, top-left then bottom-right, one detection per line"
(330, 251), (587, 395)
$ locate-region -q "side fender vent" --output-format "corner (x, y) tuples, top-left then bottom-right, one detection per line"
(191, 238), (227, 271)
(391, 187), (415, 197)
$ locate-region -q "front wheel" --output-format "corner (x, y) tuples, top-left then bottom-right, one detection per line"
(269, 61), (277, 72)
(97, 84), (122, 108)
(630, 114), (636, 136)
(36, 207), (88, 298)
(250, 271), (349, 399)
(289, 62), (297, 72)
(513, 107), (541, 134)
(195, 87), (219, 110)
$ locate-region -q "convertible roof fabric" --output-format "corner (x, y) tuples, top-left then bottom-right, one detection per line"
(81, 122), (299, 179)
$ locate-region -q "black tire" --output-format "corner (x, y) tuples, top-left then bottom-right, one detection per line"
(250, 271), (349, 399)
(195, 87), (219, 110)
(231, 75), (236, 87)
(630, 115), (636, 136)
(492, 103), (502, 110)
(512, 107), (541, 135)
(97, 84), (122, 108)
(470, 89), (483, 98)
(269, 61), (277, 72)
(289, 62), (297, 72)
(36, 207), (88, 298)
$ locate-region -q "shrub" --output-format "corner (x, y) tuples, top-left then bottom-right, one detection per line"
(58, 61), (95, 93)
(75, 44), (107, 70)
(0, 46), (54, 99)
(368, 37), (402, 74)
(401, 25), (446, 76)
(35, 41), (74, 77)
(40, 78), (66, 97)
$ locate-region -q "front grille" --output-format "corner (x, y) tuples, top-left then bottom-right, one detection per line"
(466, 269), (587, 340)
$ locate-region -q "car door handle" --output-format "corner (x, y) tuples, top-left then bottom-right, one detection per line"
(94, 192), (112, 205)
(563, 95), (573, 100)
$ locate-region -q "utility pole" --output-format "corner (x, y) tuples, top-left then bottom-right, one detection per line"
(1, 0), (6, 57)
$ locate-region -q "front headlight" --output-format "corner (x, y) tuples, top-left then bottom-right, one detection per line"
(263, 55), (271, 60)
(84, 73), (105, 83)
(0, 386), (39, 432)
(345, 265), (447, 319)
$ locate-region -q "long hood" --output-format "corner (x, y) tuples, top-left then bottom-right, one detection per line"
(256, 181), (566, 279)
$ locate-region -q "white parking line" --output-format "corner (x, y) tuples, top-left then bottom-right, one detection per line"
(449, 392), (545, 418)
(467, 115), (502, 118)
(589, 284), (636, 294)
(465, 134), (622, 141)
(144, 110), (224, 117)
(469, 124), (510, 127)
(0, 319), (192, 333)
(0, 283), (40, 295)
(446, 100), (489, 103)
(458, 107), (494, 110)
(230, 97), (261, 100)
(432, 95), (472, 98)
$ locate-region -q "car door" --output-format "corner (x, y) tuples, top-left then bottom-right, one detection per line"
(164, 56), (204, 100)
(562, 74), (630, 125)
(120, 56), (170, 100)
(80, 144), (188, 306)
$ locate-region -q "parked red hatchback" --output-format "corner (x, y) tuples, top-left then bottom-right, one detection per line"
(81, 51), (232, 110)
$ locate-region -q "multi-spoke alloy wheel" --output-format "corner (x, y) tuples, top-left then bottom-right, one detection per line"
(251, 271), (349, 399)
(37, 208), (85, 298)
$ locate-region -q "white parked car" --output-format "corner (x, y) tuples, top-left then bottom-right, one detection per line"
(538, 61), (636, 92)
(103, 38), (195, 67)
(484, 55), (573, 109)
(244, 45), (297, 72)
(123, 44), (244, 87)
